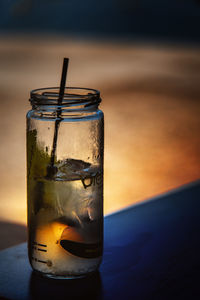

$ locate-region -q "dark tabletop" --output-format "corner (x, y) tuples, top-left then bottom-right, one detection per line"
(0, 180), (200, 300)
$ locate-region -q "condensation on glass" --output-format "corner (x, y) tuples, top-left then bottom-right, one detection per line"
(27, 87), (104, 279)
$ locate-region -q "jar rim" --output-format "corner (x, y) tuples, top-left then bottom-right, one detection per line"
(30, 87), (101, 108)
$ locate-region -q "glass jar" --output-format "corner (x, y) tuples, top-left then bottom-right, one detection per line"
(27, 87), (104, 279)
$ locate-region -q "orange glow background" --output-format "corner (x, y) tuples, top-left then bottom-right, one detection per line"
(0, 35), (200, 230)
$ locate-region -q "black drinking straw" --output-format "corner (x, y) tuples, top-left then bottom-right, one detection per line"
(48, 58), (69, 176)
(58, 58), (69, 106)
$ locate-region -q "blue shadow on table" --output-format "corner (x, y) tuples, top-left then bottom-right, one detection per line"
(101, 180), (200, 299)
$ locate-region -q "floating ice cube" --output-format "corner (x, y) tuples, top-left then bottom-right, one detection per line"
(55, 158), (91, 181)
(61, 158), (91, 172)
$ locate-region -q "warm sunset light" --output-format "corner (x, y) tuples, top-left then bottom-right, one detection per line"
(0, 36), (199, 226)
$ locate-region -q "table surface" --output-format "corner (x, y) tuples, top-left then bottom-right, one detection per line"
(0, 181), (200, 300)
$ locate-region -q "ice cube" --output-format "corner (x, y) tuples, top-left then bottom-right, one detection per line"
(55, 158), (91, 180)
(62, 159), (91, 172)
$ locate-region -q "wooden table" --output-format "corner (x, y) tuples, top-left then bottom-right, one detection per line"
(0, 181), (200, 299)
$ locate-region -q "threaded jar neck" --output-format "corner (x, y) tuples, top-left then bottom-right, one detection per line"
(30, 87), (101, 112)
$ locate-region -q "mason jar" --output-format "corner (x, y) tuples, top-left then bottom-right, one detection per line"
(27, 87), (104, 279)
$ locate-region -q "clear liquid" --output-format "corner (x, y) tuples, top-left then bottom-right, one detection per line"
(28, 162), (103, 278)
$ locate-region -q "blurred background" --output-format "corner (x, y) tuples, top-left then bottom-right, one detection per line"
(0, 0), (200, 249)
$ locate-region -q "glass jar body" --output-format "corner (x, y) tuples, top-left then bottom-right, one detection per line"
(27, 88), (104, 279)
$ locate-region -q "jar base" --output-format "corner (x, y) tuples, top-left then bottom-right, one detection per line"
(33, 269), (98, 280)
